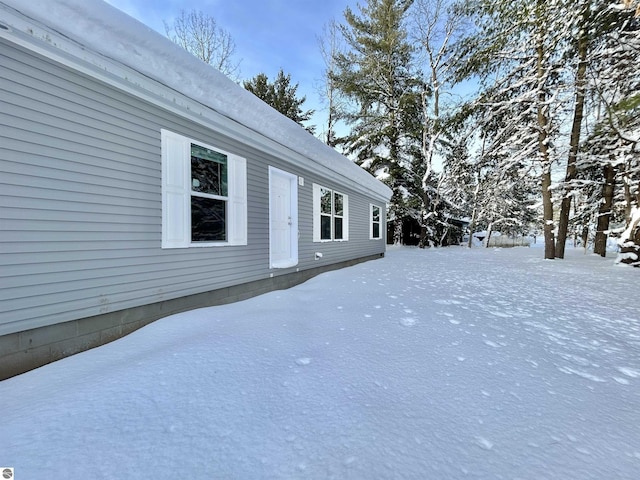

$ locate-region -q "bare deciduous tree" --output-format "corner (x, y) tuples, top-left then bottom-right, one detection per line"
(317, 18), (348, 148)
(164, 10), (241, 80)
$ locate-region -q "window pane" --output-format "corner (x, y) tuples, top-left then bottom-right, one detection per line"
(334, 193), (343, 215)
(373, 222), (380, 239)
(372, 205), (380, 222)
(321, 215), (332, 240)
(320, 188), (332, 214)
(335, 217), (343, 240)
(191, 196), (226, 241)
(191, 144), (228, 196)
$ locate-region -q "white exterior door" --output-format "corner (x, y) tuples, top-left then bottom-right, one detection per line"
(269, 167), (298, 268)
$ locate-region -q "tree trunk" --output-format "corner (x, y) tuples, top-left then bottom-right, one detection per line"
(394, 218), (403, 245)
(419, 226), (427, 248)
(617, 161), (640, 266)
(594, 163), (616, 257)
(467, 156), (482, 249)
(541, 160), (555, 260)
(467, 202), (478, 248)
(535, 4), (555, 260)
(440, 227), (448, 247)
(581, 222), (589, 251)
(418, 191), (430, 248)
(623, 159), (634, 220)
(556, 3), (590, 259)
(484, 222), (493, 248)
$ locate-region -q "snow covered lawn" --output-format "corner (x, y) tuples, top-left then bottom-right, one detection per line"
(1, 246), (639, 479)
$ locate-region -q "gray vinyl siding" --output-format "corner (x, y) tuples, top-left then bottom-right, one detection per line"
(0, 37), (386, 337)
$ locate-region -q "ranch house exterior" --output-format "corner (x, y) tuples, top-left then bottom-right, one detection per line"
(0, 0), (392, 379)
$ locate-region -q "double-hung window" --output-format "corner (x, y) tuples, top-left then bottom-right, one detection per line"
(190, 144), (227, 242)
(313, 184), (348, 242)
(161, 129), (247, 248)
(370, 204), (382, 239)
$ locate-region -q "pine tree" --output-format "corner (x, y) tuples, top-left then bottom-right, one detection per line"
(454, 0), (565, 259)
(439, 122), (479, 247)
(243, 69), (316, 134)
(554, 0), (640, 258)
(332, 0), (421, 244)
(454, 0), (640, 262)
(592, 2), (640, 265)
(446, 104), (538, 247)
(555, 0), (594, 259)
(567, 2), (640, 260)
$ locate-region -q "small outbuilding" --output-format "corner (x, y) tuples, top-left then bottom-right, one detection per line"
(0, 0), (392, 379)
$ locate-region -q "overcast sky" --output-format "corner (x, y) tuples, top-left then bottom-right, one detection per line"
(104, 0), (359, 138)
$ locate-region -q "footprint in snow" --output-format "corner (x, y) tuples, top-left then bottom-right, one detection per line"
(613, 377), (630, 385)
(474, 436), (494, 450)
(295, 357), (312, 366)
(400, 318), (417, 327)
(558, 366), (606, 383)
(559, 352), (591, 367)
(616, 367), (640, 378)
(343, 456), (357, 466)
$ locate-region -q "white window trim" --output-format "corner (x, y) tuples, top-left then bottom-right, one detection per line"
(313, 183), (349, 243)
(370, 204), (382, 240)
(161, 129), (247, 248)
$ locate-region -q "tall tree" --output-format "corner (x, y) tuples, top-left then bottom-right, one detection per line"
(593, 1), (640, 264)
(454, 0), (564, 259)
(411, 0), (465, 247)
(164, 10), (240, 79)
(243, 69), (316, 134)
(555, 0), (594, 259)
(449, 102), (538, 248)
(332, 0), (421, 244)
(317, 19), (347, 147)
(568, 1), (639, 259)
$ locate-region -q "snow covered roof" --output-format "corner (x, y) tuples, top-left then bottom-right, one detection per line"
(0, 0), (392, 202)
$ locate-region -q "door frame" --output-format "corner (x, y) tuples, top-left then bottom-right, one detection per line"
(268, 166), (299, 269)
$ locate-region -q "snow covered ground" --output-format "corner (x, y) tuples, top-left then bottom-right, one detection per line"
(1, 246), (639, 479)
